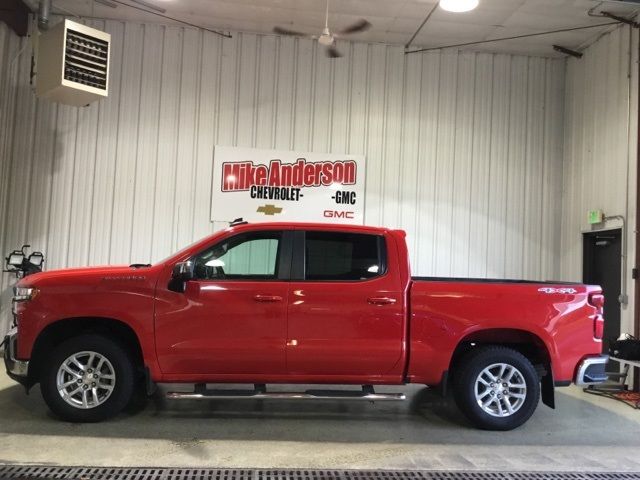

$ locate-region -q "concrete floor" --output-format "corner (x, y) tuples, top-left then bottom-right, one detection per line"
(0, 370), (639, 472)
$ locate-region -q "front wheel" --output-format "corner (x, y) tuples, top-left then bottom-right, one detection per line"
(453, 346), (540, 430)
(40, 334), (135, 422)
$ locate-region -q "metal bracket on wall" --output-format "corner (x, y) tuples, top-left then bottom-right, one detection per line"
(600, 11), (640, 28)
(553, 45), (583, 58)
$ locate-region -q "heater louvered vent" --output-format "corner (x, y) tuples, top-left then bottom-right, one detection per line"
(36, 19), (110, 107)
(64, 29), (109, 90)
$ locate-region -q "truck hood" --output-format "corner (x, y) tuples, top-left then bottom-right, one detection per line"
(17, 265), (159, 287)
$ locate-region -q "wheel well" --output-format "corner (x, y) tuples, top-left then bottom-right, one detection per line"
(449, 328), (551, 380)
(29, 317), (144, 384)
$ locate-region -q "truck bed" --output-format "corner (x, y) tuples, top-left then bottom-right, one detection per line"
(406, 277), (601, 385)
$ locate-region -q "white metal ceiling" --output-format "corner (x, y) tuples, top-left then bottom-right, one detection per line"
(50, 0), (640, 56)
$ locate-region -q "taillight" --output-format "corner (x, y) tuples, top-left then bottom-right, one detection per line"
(590, 294), (604, 312)
(589, 293), (605, 339)
(594, 318), (604, 339)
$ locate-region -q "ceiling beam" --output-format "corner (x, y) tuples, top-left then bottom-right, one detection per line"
(0, 0), (31, 36)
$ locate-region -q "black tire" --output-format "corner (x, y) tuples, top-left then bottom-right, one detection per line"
(40, 334), (136, 422)
(453, 345), (540, 431)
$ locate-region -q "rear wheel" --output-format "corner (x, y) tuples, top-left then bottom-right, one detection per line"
(40, 334), (135, 422)
(453, 345), (540, 430)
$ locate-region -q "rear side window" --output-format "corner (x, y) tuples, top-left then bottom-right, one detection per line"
(304, 231), (385, 281)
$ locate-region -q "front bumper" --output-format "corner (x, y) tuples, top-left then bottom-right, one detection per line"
(3, 329), (30, 385)
(575, 354), (609, 386)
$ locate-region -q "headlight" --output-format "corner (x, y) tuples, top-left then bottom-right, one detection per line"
(13, 287), (39, 302)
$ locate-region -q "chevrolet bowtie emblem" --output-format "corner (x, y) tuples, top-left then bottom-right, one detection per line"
(256, 204), (283, 216)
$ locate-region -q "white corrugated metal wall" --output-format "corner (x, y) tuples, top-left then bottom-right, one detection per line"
(0, 20), (566, 335)
(0, 23), (24, 336)
(561, 25), (639, 336)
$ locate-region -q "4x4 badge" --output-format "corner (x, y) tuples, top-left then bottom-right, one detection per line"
(538, 287), (577, 294)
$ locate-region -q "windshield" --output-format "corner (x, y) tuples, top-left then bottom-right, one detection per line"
(155, 229), (228, 265)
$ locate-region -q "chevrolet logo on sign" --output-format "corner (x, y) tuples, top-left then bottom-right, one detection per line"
(256, 204), (283, 216)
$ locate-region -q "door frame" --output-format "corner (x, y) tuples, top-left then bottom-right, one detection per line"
(582, 228), (623, 358)
(582, 227), (623, 287)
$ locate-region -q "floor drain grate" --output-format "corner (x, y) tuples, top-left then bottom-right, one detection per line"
(0, 468), (639, 480)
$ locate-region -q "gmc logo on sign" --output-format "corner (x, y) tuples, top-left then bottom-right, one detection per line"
(324, 210), (355, 219)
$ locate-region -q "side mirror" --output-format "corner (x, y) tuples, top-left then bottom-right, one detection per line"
(172, 261), (194, 281)
(169, 261), (194, 293)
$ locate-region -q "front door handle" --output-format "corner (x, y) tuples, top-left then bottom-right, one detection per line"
(367, 297), (397, 305)
(254, 294), (283, 302)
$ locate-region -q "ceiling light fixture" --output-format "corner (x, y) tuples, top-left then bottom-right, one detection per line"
(439, 0), (479, 13)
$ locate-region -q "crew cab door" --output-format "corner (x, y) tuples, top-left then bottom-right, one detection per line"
(286, 229), (405, 378)
(154, 229), (292, 376)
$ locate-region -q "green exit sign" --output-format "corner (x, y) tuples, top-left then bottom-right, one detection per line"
(588, 209), (604, 224)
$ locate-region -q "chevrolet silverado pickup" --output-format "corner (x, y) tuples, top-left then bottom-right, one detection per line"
(4, 222), (608, 430)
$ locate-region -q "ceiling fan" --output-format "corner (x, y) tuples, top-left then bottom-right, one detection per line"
(273, 0), (371, 58)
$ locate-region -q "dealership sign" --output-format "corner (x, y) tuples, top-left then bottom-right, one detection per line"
(211, 146), (365, 224)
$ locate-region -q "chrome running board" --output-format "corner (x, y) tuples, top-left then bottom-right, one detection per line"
(166, 384), (405, 401)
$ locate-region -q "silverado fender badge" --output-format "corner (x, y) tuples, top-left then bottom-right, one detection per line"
(102, 276), (146, 281)
(538, 287), (578, 294)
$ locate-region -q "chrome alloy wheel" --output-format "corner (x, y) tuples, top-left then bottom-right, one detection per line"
(474, 362), (527, 417)
(56, 351), (116, 409)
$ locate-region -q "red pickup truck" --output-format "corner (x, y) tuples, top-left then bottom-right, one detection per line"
(4, 221), (608, 430)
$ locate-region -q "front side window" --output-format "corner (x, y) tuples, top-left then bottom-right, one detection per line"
(193, 231), (281, 280)
(304, 231), (385, 281)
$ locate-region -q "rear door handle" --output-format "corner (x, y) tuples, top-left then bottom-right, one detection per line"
(253, 294), (283, 302)
(367, 297), (397, 305)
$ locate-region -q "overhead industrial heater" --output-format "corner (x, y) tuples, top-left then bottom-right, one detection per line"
(36, 19), (110, 107)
